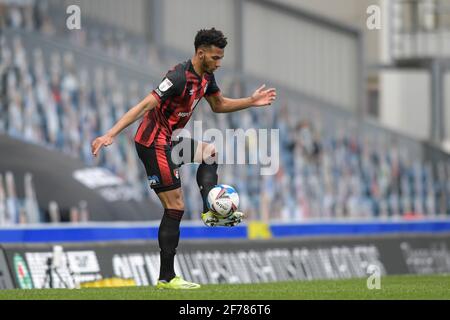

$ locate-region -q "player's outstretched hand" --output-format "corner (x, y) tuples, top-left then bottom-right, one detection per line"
(251, 84), (277, 107)
(91, 134), (114, 157)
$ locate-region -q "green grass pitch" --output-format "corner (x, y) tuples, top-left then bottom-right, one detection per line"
(0, 275), (449, 300)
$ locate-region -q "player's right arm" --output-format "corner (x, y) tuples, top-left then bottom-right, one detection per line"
(91, 93), (158, 157)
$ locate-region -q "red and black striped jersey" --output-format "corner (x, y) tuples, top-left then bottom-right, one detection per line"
(135, 60), (221, 147)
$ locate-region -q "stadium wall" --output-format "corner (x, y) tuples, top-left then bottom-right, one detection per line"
(160, 0), (237, 69)
(379, 69), (430, 140)
(445, 72), (450, 146)
(1, 229), (450, 289)
(242, 0), (360, 113)
(50, 0), (149, 36)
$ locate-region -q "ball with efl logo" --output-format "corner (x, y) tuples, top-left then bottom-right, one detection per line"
(207, 184), (239, 218)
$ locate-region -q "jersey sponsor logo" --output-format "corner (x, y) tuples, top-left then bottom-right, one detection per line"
(158, 78), (173, 92)
(148, 175), (160, 186)
(177, 112), (192, 117)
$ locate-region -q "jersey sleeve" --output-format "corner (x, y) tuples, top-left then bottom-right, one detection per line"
(205, 73), (221, 97)
(151, 68), (185, 103)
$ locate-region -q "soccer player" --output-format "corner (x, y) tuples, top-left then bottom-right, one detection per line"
(91, 28), (276, 289)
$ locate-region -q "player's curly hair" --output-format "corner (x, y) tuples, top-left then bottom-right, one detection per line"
(194, 28), (228, 51)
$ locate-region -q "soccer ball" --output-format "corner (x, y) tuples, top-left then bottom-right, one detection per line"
(207, 184), (239, 218)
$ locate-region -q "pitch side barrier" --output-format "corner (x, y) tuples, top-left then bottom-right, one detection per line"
(0, 220), (450, 243)
(1, 221), (450, 289)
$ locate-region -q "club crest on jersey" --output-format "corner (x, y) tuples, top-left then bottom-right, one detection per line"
(158, 78), (173, 92)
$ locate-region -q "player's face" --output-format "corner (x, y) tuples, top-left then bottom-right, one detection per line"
(200, 46), (224, 73)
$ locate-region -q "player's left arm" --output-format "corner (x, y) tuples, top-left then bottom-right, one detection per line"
(205, 84), (277, 113)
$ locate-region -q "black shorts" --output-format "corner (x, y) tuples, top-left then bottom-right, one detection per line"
(135, 137), (198, 194)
